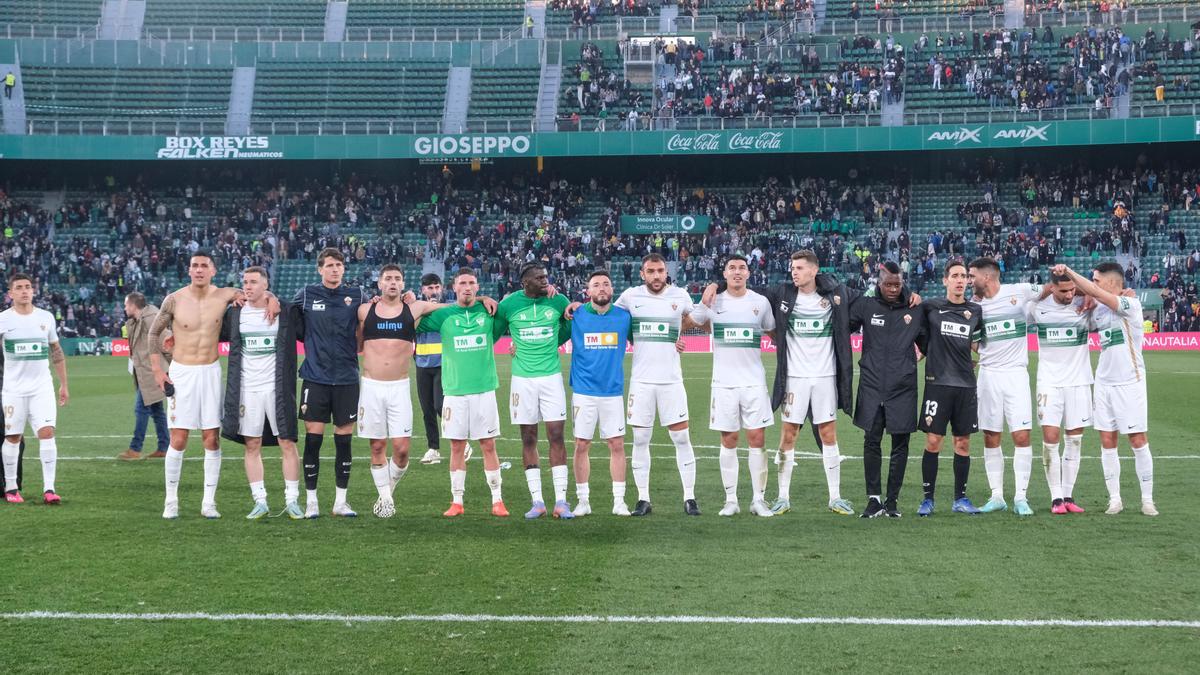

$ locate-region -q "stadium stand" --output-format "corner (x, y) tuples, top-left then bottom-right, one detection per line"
(346, 0), (526, 35)
(468, 65), (543, 120)
(141, 0), (327, 39)
(2, 0), (102, 30)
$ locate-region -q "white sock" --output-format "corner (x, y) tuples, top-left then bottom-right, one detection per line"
(551, 464), (568, 503)
(612, 480), (626, 504)
(1042, 442), (1062, 501)
(334, 486), (348, 506)
(485, 468), (503, 503)
(776, 449), (794, 501)
(164, 447), (184, 503)
(389, 459), (408, 486)
(669, 429), (696, 501)
(747, 447), (767, 503)
(632, 427), (652, 501)
(822, 443), (841, 502)
(370, 464), (390, 500)
(38, 438), (57, 494)
(576, 481), (590, 503)
(306, 488), (319, 505)
(1061, 434), (1083, 498)
(450, 469), (466, 504)
(284, 479), (299, 504)
(202, 448), (222, 507)
(1132, 444), (1153, 502)
(1, 440), (19, 491)
(525, 467), (544, 503)
(249, 480), (267, 503)
(1100, 447), (1121, 501)
(984, 446), (1005, 499)
(1013, 446), (1033, 502)
(719, 446), (739, 502)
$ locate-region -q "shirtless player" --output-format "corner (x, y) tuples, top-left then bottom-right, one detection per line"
(150, 252), (276, 519)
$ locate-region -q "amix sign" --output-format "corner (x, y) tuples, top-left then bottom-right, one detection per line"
(925, 124), (1052, 147)
(413, 135), (532, 157)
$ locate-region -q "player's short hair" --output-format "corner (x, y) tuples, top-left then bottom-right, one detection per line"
(968, 257), (1001, 275)
(317, 247), (345, 267)
(641, 253), (667, 268)
(379, 263), (403, 276)
(790, 250), (819, 267)
(125, 291), (147, 308)
(724, 254), (749, 270)
(944, 259), (967, 277)
(190, 250), (216, 267)
(588, 269), (611, 282)
(880, 260), (902, 276)
(453, 267), (476, 282)
(7, 272), (32, 287)
(1050, 271), (1072, 284)
(520, 262), (545, 279)
(1094, 261), (1124, 279)
(420, 273), (442, 286)
(243, 266), (269, 283)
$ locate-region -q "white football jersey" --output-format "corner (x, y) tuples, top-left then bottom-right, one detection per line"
(1094, 296), (1145, 386)
(615, 284), (693, 385)
(0, 307), (59, 397)
(1029, 295), (1092, 387)
(976, 283), (1041, 371)
(239, 306), (279, 393)
(785, 290), (834, 378)
(691, 290), (774, 388)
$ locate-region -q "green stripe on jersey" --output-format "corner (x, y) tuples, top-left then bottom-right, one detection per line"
(713, 322), (761, 348)
(631, 317), (679, 343)
(983, 318), (1026, 341)
(241, 332), (278, 356)
(1036, 323), (1088, 346)
(1099, 327), (1126, 350)
(788, 314), (832, 338)
(4, 338), (49, 360)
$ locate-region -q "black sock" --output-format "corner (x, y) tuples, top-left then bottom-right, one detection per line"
(303, 432), (322, 491)
(921, 450), (939, 500)
(334, 434), (353, 489)
(953, 453), (970, 500)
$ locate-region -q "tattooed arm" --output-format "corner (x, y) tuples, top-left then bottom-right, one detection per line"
(49, 341), (69, 406)
(148, 294), (175, 390)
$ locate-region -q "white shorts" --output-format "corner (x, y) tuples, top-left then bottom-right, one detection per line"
(1093, 381), (1148, 433)
(626, 381), (689, 427)
(168, 361), (223, 430)
(710, 385), (774, 432)
(572, 393), (626, 440)
(357, 377), (414, 439)
(2, 387), (56, 434)
(238, 387), (279, 438)
(781, 377), (837, 425)
(977, 369), (1033, 432)
(509, 374), (567, 425)
(443, 391), (501, 441)
(1036, 384), (1092, 431)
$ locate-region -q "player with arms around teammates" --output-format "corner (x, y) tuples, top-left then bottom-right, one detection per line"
(0, 273), (69, 505)
(689, 255), (776, 518)
(1052, 262), (1157, 516)
(567, 270), (633, 516)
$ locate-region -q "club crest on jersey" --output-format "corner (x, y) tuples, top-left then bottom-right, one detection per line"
(963, 310), (972, 319)
(544, 309), (554, 319)
(903, 314), (912, 324)
(752, 308), (760, 315)
(780, 301), (790, 313)
(819, 298), (830, 309)
(344, 296), (353, 306)
(671, 303), (678, 311)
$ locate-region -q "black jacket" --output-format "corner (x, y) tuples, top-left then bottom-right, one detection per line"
(723, 274), (858, 415)
(848, 290), (925, 433)
(220, 303), (299, 445)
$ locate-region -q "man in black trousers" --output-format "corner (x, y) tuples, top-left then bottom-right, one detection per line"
(849, 262), (926, 518)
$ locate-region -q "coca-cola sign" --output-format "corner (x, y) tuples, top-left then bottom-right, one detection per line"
(665, 131), (786, 154)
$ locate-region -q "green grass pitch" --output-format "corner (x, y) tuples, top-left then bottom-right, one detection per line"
(2, 353), (1198, 672)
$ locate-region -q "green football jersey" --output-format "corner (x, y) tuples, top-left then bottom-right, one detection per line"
(495, 292), (570, 378)
(416, 303), (501, 396)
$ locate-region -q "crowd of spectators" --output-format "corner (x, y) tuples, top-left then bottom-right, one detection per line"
(562, 42), (647, 131)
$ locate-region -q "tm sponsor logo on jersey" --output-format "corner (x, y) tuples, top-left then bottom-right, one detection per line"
(582, 332), (620, 348)
(638, 321), (671, 335)
(719, 326), (758, 344)
(452, 334), (488, 351)
(517, 326), (555, 341)
(941, 321), (971, 337)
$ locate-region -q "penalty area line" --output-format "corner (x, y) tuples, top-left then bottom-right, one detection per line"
(1, 611), (1198, 629)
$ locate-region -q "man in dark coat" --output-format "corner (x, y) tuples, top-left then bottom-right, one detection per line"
(848, 261), (925, 518)
(219, 267), (301, 519)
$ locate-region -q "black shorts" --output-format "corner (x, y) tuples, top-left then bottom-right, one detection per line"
(299, 380), (360, 427)
(918, 384), (978, 437)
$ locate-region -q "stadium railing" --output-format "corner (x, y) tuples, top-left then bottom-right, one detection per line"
(901, 102), (1200, 126)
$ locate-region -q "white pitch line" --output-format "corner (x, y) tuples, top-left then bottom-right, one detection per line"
(47, 454), (1200, 462)
(1, 610), (1197, 629)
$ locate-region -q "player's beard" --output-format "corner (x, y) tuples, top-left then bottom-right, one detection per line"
(592, 295), (611, 307)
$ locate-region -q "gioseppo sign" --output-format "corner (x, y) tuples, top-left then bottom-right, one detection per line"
(665, 131), (785, 153)
(412, 134), (532, 157)
(156, 136), (282, 159)
(926, 124), (1052, 146)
